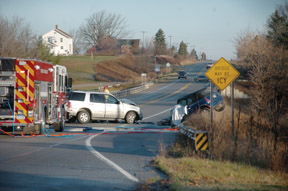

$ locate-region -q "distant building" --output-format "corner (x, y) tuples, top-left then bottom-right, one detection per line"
(42, 25), (73, 56)
(118, 39), (140, 54)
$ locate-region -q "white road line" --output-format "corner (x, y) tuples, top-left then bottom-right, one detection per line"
(142, 107), (173, 120)
(85, 134), (139, 182)
(135, 80), (179, 100)
(0, 135), (87, 163)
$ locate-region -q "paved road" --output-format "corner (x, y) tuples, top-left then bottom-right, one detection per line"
(0, 62), (209, 191)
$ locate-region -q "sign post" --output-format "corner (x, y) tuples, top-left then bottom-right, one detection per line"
(141, 73), (147, 84)
(205, 57), (240, 138)
(166, 62), (171, 73)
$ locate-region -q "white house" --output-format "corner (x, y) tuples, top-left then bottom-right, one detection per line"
(42, 25), (73, 56)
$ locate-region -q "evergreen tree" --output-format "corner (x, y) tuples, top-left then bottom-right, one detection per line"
(154, 29), (167, 55)
(267, 3), (288, 49)
(178, 41), (187, 56)
(190, 48), (198, 60)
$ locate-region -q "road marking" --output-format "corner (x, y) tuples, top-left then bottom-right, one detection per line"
(140, 83), (191, 107)
(143, 107), (172, 120)
(136, 80), (179, 100)
(85, 134), (139, 182)
(0, 135), (87, 163)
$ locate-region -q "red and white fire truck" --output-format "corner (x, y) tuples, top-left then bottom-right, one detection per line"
(0, 58), (71, 135)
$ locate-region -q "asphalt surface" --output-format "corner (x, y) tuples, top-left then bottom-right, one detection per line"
(0, 62), (209, 191)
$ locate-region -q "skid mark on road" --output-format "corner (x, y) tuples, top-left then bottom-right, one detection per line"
(85, 134), (139, 182)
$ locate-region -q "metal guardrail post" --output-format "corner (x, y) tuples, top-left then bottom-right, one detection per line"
(179, 124), (209, 151)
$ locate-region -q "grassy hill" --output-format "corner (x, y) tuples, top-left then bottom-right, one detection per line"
(59, 55), (182, 89)
(59, 55), (116, 85)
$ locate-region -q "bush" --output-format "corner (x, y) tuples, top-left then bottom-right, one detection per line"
(184, 100), (288, 172)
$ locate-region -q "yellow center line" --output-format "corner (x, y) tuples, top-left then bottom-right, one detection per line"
(139, 83), (191, 106)
(140, 64), (206, 107)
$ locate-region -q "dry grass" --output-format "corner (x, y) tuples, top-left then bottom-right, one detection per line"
(155, 156), (288, 191)
(59, 55), (185, 85)
(94, 55), (180, 82)
(94, 55), (141, 82)
(183, 101), (288, 172)
(152, 99), (288, 190)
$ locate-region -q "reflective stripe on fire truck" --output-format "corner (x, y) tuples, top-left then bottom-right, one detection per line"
(15, 60), (35, 124)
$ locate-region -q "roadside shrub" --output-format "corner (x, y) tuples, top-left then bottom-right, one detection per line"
(183, 100), (288, 172)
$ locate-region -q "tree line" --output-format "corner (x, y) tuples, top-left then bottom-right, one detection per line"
(0, 16), (60, 64)
(235, 2), (288, 165)
(0, 10), (205, 61)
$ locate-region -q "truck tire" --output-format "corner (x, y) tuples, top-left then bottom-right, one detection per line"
(77, 110), (90, 124)
(125, 111), (136, 124)
(35, 124), (42, 135)
(55, 108), (65, 132)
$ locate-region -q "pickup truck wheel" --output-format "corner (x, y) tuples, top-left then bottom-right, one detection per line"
(125, 111), (136, 124)
(77, 110), (90, 124)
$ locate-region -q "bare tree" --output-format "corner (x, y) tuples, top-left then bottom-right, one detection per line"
(69, 28), (82, 55)
(0, 16), (31, 57)
(0, 16), (39, 58)
(236, 32), (288, 152)
(78, 10), (129, 50)
(0, 16), (59, 63)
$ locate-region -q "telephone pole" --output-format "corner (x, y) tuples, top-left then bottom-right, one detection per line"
(141, 31), (146, 48)
(168, 35), (172, 55)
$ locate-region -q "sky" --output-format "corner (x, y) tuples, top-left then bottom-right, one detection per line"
(0, 0), (286, 60)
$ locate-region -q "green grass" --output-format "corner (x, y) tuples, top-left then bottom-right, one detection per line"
(155, 156), (288, 191)
(60, 55), (115, 74)
(59, 55), (116, 84)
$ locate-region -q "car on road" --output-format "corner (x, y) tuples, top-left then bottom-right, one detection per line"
(194, 75), (209, 82)
(206, 62), (214, 69)
(178, 71), (187, 79)
(67, 91), (143, 124)
(177, 87), (225, 114)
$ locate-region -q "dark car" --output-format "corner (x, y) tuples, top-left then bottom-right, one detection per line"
(194, 75), (209, 82)
(178, 71), (187, 79)
(177, 87), (225, 114)
(206, 62), (214, 69)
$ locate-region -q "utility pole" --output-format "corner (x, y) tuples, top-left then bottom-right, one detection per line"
(168, 36), (172, 55)
(141, 31), (146, 48)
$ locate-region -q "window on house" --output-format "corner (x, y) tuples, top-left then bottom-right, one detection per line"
(60, 38), (63, 42)
(48, 37), (53, 43)
(61, 46), (63, 49)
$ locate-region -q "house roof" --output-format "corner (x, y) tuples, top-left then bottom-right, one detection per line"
(54, 25), (72, 39)
(118, 39), (139, 46)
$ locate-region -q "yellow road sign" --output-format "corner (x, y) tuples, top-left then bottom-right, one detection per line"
(205, 57), (240, 90)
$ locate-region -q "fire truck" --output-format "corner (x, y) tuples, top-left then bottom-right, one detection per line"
(0, 58), (71, 135)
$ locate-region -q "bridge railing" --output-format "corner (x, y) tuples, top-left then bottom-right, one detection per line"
(112, 83), (153, 98)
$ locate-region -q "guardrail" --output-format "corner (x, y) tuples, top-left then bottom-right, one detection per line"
(179, 124), (209, 151)
(112, 82), (153, 98)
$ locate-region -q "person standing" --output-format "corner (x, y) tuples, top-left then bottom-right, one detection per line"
(171, 104), (188, 127)
(104, 86), (110, 101)
(104, 86), (110, 94)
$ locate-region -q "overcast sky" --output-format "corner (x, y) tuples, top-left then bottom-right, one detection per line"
(0, 0), (286, 60)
